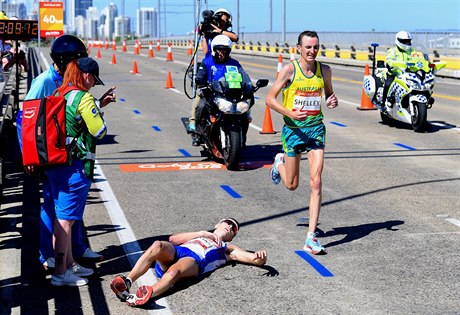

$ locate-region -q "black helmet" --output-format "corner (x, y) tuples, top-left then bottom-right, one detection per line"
(50, 34), (88, 72)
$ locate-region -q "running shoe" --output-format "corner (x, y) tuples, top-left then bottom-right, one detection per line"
(110, 275), (132, 302)
(126, 285), (154, 307)
(69, 263), (94, 277)
(51, 270), (88, 287)
(270, 153), (284, 185)
(81, 248), (103, 260)
(303, 233), (325, 255)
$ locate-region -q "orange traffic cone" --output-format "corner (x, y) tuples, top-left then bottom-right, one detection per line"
(166, 43), (173, 61)
(122, 39), (126, 52)
(156, 39), (161, 51)
(187, 40), (193, 56)
(111, 54), (117, 65)
(357, 64), (377, 110)
(131, 60), (139, 74)
(290, 48), (296, 61)
(276, 54), (283, 78)
(260, 106), (276, 134)
(112, 39), (116, 51)
(148, 43), (154, 58)
(97, 49), (101, 59)
(134, 42), (139, 55)
(105, 40), (109, 50)
(165, 71), (174, 88)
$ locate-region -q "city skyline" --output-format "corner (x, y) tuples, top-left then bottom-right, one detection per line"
(2, 0), (459, 37)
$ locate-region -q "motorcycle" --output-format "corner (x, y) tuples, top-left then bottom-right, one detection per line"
(363, 47), (446, 132)
(182, 75), (269, 170)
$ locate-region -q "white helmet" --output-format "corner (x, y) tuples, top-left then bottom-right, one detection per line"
(214, 8), (232, 25)
(395, 31), (412, 51)
(211, 34), (233, 56)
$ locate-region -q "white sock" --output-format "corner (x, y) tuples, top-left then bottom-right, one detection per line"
(307, 232), (315, 239)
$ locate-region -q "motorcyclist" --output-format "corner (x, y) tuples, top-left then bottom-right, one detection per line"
(382, 30), (415, 107)
(191, 34), (252, 146)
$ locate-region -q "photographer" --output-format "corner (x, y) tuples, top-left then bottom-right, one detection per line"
(199, 8), (238, 57)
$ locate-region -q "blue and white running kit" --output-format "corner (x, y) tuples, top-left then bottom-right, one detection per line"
(155, 237), (228, 277)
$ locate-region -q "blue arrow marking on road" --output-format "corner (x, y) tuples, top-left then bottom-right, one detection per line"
(295, 250), (334, 277)
(393, 143), (416, 150)
(152, 126), (161, 131)
(133, 110), (141, 114)
(119, 98), (126, 102)
(178, 149), (191, 157)
(220, 185), (242, 198)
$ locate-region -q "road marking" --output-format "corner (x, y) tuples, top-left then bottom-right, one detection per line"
(170, 88), (183, 94)
(220, 185), (242, 198)
(119, 161), (271, 172)
(249, 122), (263, 132)
(393, 142), (416, 150)
(119, 98), (126, 102)
(330, 121), (347, 127)
(93, 163), (172, 315)
(178, 149), (192, 157)
(295, 250), (334, 277)
(133, 110), (141, 114)
(152, 125), (161, 131)
(445, 218), (460, 228)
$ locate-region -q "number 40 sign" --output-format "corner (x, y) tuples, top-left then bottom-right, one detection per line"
(39, 1), (64, 38)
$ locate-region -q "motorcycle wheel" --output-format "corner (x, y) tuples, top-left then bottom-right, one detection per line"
(224, 129), (241, 171)
(411, 103), (427, 132)
(380, 111), (394, 126)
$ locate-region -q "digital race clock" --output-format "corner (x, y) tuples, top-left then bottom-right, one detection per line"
(0, 20), (38, 41)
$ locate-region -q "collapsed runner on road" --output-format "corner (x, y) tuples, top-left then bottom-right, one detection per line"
(110, 218), (267, 307)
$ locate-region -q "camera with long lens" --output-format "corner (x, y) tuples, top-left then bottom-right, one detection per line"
(200, 10), (218, 34)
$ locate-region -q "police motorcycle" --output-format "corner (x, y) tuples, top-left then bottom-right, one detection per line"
(190, 72), (268, 170)
(363, 43), (446, 132)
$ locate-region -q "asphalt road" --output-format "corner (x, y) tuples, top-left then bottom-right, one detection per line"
(1, 45), (459, 315)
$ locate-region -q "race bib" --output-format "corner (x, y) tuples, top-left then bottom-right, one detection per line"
(293, 90), (322, 115)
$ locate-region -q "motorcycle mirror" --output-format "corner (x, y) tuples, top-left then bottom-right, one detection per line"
(256, 79), (269, 88)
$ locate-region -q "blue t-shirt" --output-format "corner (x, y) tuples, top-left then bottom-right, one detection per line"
(24, 65), (62, 100)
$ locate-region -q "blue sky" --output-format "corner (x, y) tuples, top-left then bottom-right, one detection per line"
(88, 0), (459, 35)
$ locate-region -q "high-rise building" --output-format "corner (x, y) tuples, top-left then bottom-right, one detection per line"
(114, 16), (131, 39)
(76, 0), (92, 17)
(86, 6), (99, 40)
(137, 8), (158, 38)
(101, 3), (118, 41)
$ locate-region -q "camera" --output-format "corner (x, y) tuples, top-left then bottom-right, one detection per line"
(200, 10), (218, 34)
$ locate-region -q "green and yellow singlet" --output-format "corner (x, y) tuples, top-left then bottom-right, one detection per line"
(282, 60), (325, 128)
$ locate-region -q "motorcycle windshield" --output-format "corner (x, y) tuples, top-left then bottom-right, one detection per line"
(211, 71), (253, 98)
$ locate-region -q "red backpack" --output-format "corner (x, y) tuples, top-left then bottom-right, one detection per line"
(21, 86), (81, 167)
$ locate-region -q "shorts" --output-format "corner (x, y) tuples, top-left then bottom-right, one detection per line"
(281, 123), (326, 157)
(45, 159), (91, 221)
(155, 245), (201, 278)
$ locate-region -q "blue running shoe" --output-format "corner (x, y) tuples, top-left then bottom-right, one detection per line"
(270, 153), (284, 185)
(303, 233), (325, 255)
